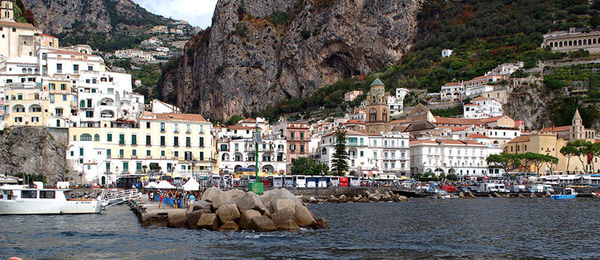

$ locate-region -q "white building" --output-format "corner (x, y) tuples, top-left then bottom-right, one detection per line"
(216, 125), (287, 175)
(318, 130), (410, 177)
(441, 49), (453, 57)
(410, 139), (503, 177)
(463, 97), (503, 119)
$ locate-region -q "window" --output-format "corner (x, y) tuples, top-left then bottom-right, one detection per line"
(55, 108), (63, 117)
(186, 137), (191, 147)
(160, 136), (166, 146)
(160, 122), (165, 132)
(57, 63), (62, 73)
(119, 134), (125, 145)
(300, 145), (305, 154)
(137, 162), (142, 172)
(85, 111), (93, 118)
(119, 149), (124, 158)
(291, 132), (295, 140)
(123, 162), (129, 173)
(146, 150), (151, 156)
(60, 84), (66, 90)
(146, 135), (151, 146)
(107, 134), (113, 142)
(49, 94), (55, 103)
(80, 134), (92, 141)
(174, 137), (179, 147)
(73, 64), (79, 73)
(79, 147), (84, 156)
(88, 65), (93, 71)
(174, 124), (179, 132)
(40, 191), (55, 199)
(131, 134), (137, 145)
(199, 151), (204, 161)
(300, 132), (304, 140)
(49, 83), (55, 90)
(94, 134), (100, 141)
(290, 144), (296, 151)
(161, 150), (165, 157)
(21, 190), (37, 199)
(199, 137), (204, 147)
(186, 124), (191, 133)
(31, 117), (39, 122)
(146, 122), (151, 129)
(174, 151), (179, 158)
(132, 149), (137, 157)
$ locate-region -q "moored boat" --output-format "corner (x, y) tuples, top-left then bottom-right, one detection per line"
(551, 188), (577, 200)
(0, 185), (102, 215)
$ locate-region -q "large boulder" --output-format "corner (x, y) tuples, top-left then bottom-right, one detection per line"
(201, 187), (222, 202)
(261, 189), (300, 209)
(273, 199), (296, 214)
(141, 213), (169, 226)
(236, 192), (268, 214)
(276, 220), (300, 231)
(197, 213), (219, 230)
(187, 200), (213, 214)
(271, 207), (296, 228)
(219, 221), (240, 231)
(312, 217), (330, 229)
(167, 210), (188, 228)
(249, 215), (277, 232)
(294, 204), (316, 227)
(216, 204), (241, 223)
(238, 210), (262, 230)
(212, 189), (246, 209)
(186, 211), (203, 229)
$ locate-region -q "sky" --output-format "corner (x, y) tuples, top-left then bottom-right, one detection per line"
(132, 0), (218, 28)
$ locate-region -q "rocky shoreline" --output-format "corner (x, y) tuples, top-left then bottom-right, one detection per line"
(301, 189), (409, 204)
(137, 188), (328, 232)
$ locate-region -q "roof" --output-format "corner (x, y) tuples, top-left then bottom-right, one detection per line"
(154, 113), (207, 123)
(540, 125), (571, 133)
(574, 109), (582, 120)
(239, 118), (256, 123)
(464, 103), (479, 107)
(227, 125), (257, 131)
(467, 133), (488, 139)
(390, 119), (411, 125)
(323, 129), (367, 138)
(433, 116), (483, 126)
(0, 21), (36, 29)
(370, 78), (384, 87)
(35, 33), (57, 38)
(471, 96), (489, 102)
(508, 136), (530, 143)
(344, 120), (366, 125)
(479, 116), (506, 123)
(50, 50), (93, 56)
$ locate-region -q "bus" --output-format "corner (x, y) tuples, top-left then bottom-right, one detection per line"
(327, 176), (340, 187)
(306, 176), (318, 188)
(283, 176), (295, 188)
(350, 177), (360, 187)
(339, 177), (349, 187)
(116, 174), (145, 189)
(270, 176), (283, 188)
(295, 176), (307, 188)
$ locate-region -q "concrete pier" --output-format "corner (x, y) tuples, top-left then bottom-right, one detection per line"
(128, 197), (187, 226)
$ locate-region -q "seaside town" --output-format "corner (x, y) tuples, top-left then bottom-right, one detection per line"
(1, 0), (600, 192)
(4, 0), (600, 259)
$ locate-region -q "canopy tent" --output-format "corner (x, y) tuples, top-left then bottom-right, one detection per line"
(155, 180), (176, 189)
(183, 178), (200, 191)
(144, 181), (158, 189)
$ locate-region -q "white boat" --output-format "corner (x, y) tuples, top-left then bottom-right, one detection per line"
(0, 185), (102, 215)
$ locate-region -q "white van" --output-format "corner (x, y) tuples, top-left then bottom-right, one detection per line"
(480, 183), (499, 193)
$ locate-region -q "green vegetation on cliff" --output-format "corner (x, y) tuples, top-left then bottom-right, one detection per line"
(244, 0), (597, 123)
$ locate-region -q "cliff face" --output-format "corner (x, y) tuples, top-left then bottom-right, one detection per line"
(158, 0), (424, 120)
(23, 0), (170, 49)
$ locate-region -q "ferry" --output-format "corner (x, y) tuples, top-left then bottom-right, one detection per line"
(0, 184), (102, 215)
(551, 188), (578, 200)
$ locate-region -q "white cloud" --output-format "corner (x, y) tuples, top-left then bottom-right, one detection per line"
(132, 0), (218, 28)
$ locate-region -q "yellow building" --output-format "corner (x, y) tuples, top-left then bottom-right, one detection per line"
(505, 133), (600, 175)
(3, 83), (44, 126)
(45, 79), (73, 128)
(67, 113), (217, 184)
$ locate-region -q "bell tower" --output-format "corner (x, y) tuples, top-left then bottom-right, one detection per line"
(571, 109), (583, 140)
(0, 0), (14, 21)
(365, 78), (390, 134)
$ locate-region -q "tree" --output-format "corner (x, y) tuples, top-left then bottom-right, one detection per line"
(519, 152), (558, 176)
(486, 153), (521, 175)
(560, 145), (579, 174)
(290, 157), (329, 176)
(330, 127), (349, 176)
(569, 139), (593, 173)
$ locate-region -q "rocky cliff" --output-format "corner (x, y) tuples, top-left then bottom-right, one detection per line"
(0, 127), (75, 184)
(23, 0), (171, 50)
(158, 0), (424, 120)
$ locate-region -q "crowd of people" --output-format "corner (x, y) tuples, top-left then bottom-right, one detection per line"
(147, 190), (202, 209)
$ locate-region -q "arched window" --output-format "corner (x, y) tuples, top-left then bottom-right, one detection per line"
(94, 134), (100, 141)
(80, 134), (92, 141)
(369, 108), (377, 122)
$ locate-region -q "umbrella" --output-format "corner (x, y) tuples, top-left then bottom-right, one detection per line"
(155, 180), (176, 189)
(183, 178), (200, 191)
(144, 181), (158, 189)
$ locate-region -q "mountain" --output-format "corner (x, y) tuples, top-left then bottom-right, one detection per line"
(157, 0), (424, 120)
(23, 0), (173, 51)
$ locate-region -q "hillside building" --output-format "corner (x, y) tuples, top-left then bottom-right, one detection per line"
(542, 27), (600, 53)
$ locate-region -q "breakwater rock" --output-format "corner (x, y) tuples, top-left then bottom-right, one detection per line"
(143, 188), (328, 232)
(299, 189), (409, 204)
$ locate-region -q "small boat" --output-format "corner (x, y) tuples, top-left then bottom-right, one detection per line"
(0, 184), (102, 215)
(551, 188), (578, 200)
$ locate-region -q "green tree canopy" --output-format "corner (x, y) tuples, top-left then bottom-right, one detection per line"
(290, 157), (329, 176)
(331, 127), (349, 176)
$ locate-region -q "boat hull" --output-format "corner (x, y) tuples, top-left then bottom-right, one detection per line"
(551, 194), (577, 200)
(0, 199), (102, 215)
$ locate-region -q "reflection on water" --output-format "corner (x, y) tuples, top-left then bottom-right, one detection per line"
(1, 198), (599, 259)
